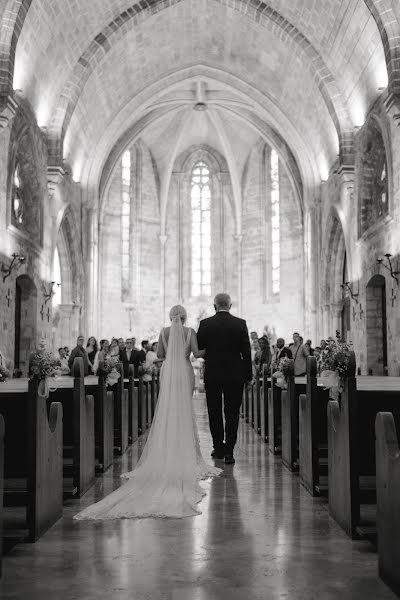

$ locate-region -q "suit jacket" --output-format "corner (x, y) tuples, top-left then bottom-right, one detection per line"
(68, 345), (89, 376)
(197, 311), (252, 384)
(120, 348), (144, 378)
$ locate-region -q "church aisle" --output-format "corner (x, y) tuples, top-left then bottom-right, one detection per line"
(0, 395), (395, 600)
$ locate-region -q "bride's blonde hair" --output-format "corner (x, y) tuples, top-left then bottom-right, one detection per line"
(169, 305), (187, 324)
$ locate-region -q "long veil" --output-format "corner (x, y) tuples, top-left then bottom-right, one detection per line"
(74, 315), (219, 520)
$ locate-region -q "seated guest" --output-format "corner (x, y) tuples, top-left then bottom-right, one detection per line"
(86, 337), (98, 374)
(272, 338), (292, 369)
(254, 337), (271, 375)
(57, 347), (70, 375)
(289, 332), (309, 376)
(120, 338), (144, 378)
(68, 335), (89, 376)
(93, 339), (110, 375)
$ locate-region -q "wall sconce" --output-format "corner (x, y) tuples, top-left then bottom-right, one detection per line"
(376, 253), (399, 284)
(1, 253), (25, 282)
(340, 281), (359, 303)
(43, 281), (60, 304)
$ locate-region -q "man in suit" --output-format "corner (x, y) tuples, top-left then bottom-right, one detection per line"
(68, 335), (89, 376)
(272, 338), (293, 370)
(197, 293), (252, 465)
(120, 338), (144, 378)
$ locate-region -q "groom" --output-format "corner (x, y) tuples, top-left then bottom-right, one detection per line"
(197, 293), (252, 464)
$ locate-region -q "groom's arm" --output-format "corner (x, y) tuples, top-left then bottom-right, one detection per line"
(197, 320), (206, 350)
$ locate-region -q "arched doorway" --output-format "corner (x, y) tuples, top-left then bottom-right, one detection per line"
(366, 274), (387, 375)
(14, 275), (37, 374)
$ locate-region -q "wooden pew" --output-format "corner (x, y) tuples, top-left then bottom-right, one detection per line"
(0, 379), (63, 542)
(375, 411), (400, 596)
(260, 366), (270, 443)
(112, 363), (129, 455)
(126, 366), (138, 444)
(299, 357), (329, 496)
(49, 358), (95, 497)
(281, 361), (306, 472)
(0, 414), (4, 577)
(86, 361), (114, 473)
(268, 375), (282, 455)
(327, 353), (400, 538)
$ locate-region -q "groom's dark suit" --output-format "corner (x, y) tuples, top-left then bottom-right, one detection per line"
(197, 311), (252, 456)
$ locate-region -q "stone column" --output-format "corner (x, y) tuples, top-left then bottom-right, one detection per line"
(0, 96), (17, 231)
(234, 234), (243, 315)
(86, 208), (99, 336)
(55, 303), (82, 348)
(159, 234), (168, 322)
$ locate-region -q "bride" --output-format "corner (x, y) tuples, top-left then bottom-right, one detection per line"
(74, 305), (221, 520)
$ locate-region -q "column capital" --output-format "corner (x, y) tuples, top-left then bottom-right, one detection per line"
(384, 92), (400, 124)
(0, 95), (18, 129)
(47, 166), (66, 198)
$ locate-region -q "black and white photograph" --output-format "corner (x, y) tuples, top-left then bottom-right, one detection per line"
(0, 1), (400, 598)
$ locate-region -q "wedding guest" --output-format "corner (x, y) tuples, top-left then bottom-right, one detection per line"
(109, 338), (120, 357)
(143, 342), (160, 382)
(254, 337), (271, 375)
(58, 347), (70, 375)
(320, 339), (327, 351)
(306, 339), (314, 356)
(251, 338), (260, 363)
(289, 332), (309, 376)
(68, 335), (89, 376)
(314, 346), (322, 375)
(139, 340), (149, 364)
(118, 338), (126, 353)
(132, 337), (140, 352)
(93, 339), (110, 375)
(86, 336), (98, 374)
(120, 338), (143, 378)
(273, 338), (293, 369)
(64, 346), (70, 358)
(250, 331), (259, 345)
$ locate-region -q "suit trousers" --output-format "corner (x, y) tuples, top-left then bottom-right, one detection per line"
(205, 380), (244, 454)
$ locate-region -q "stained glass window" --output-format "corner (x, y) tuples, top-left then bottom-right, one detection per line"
(191, 162), (211, 297)
(121, 150), (131, 294)
(271, 149), (280, 295)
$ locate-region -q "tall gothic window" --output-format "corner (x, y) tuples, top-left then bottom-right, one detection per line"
(12, 164), (23, 225)
(271, 149), (280, 295)
(191, 161), (211, 297)
(52, 246), (62, 307)
(121, 150), (131, 296)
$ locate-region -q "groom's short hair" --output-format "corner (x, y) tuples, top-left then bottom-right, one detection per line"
(214, 293), (231, 310)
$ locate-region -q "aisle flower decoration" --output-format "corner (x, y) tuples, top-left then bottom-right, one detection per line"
(320, 331), (353, 400)
(29, 339), (61, 398)
(272, 356), (292, 390)
(103, 355), (121, 386)
(0, 365), (10, 382)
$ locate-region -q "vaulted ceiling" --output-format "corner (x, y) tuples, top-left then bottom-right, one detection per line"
(0, 0), (396, 207)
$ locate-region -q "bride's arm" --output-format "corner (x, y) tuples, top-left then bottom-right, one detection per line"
(157, 331), (166, 359)
(190, 329), (205, 358)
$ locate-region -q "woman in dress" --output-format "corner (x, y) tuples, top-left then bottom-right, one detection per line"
(86, 337), (98, 374)
(143, 341), (162, 382)
(93, 339), (110, 375)
(74, 305), (221, 520)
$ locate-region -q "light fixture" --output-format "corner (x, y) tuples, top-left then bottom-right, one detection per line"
(340, 281), (359, 303)
(1, 253), (25, 282)
(43, 281), (61, 304)
(376, 253), (399, 284)
(193, 102), (207, 111)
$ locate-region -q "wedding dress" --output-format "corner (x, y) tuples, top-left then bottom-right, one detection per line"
(74, 316), (221, 520)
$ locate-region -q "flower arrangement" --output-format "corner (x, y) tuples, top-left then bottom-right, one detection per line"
(0, 365), (10, 382)
(29, 339), (61, 398)
(320, 331), (353, 399)
(272, 356), (292, 389)
(103, 354), (121, 386)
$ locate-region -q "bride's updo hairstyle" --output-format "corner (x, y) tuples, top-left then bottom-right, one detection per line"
(169, 305), (187, 324)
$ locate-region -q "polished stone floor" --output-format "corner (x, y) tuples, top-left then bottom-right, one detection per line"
(0, 395), (396, 600)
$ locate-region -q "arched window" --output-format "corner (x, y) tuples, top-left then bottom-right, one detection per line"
(271, 149), (280, 295)
(121, 150), (131, 297)
(52, 246), (62, 307)
(191, 161), (211, 297)
(12, 164), (23, 225)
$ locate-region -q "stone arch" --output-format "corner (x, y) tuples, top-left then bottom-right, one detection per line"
(45, 0), (353, 166)
(322, 209), (347, 336)
(366, 274), (387, 375)
(0, 0), (32, 95)
(357, 115), (391, 237)
(364, 0), (400, 100)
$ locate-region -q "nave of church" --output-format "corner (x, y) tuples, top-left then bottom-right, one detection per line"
(0, 396), (396, 600)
